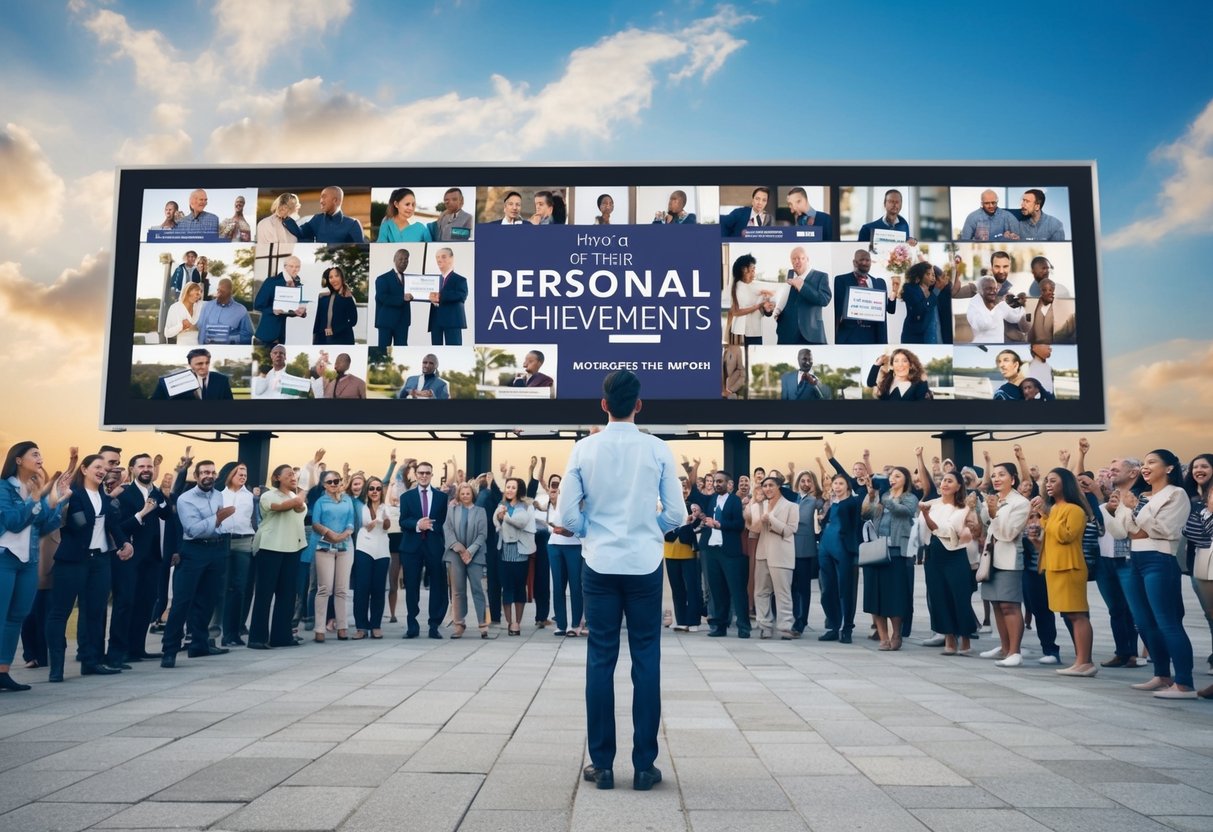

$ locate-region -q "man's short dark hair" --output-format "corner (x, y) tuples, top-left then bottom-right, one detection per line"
(186, 348), (211, 363)
(445, 187), (463, 197)
(991, 250), (1011, 263)
(787, 186), (807, 199)
(752, 186), (771, 198)
(534, 190), (553, 206)
(714, 470), (731, 481)
(884, 189), (902, 200)
(98, 445), (123, 456)
(504, 191), (521, 202)
(1030, 255), (1050, 270)
(529, 350), (545, 364)
(184, 250), (197, 258)
(128, 453), (151, 467)
(194, 459), (215, 476)
(603, 370), (641, 419)
(1025, 188), (1046, 208)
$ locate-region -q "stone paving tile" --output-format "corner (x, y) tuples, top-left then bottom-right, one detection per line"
(458, 809), (571, 831)
(778, 775), (929, 832)
(470, 763), (576, 811)
(881, 785), (1008, 809)
(0, 801), (129, 832)
(1038, 758), (1179, 784)
(1154, 817), (1213, 832)
(753, 742), (857, 776)
(1023, 807), (1177, 831)
(22, 737), (171, 771)
(93, 801), (243, 829)
(340, 772), (483, 832)
(223, 785), (371, 830)
(686, 809), (810, 831)
(41, 758), (211, 803)
(849, 756), (970, 786)
(909, 808), (1055, 832)
(973, 773), (1116, 808)
(152, 756), (311, 802)
(1090, 782), (1213, 815)
(0, 768), (97, 815)
(0, 740), (79, 772)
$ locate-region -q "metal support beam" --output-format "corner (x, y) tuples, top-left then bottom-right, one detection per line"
(937, 431), (975, 474)
(237, 431), (274, 489)
(466, 431), (493, 479)
(722, 431), (750, 481)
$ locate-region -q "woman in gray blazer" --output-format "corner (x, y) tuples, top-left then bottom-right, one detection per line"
(444, 482), (489, 639)
(791, 471), (822, 637)
(494, 478), (536, 636)
(861, 467), (919, 650)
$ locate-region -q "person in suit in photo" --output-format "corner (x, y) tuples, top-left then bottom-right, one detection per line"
(692, 470), (750, 638)
(775, 246), (831, 345)
(721, 187), (774, 237)
(510, 350), (554, 389)
(857, 189), (916, 244)
(428, 247), (468, 346)
(319, 353), (367, 399)
(47, 455), (133, 681)
(284, 186), (365, 243)
(785, 187), (833, 240)
(151, 349), (234, 400)
(398, 461), (449, 639)
(1024, 279), (1076, 344)
(109, 453), (170, 666)
(834, 249), (893, 345)
(312, 267), (358, 345)
(254, 255), (307, 348)
(780, 349), (832, 401)
(374, 249), (414, 348)
(722, 345), (746, 399)
(397, 354), (450, 400)
(652, 190), (696, 224)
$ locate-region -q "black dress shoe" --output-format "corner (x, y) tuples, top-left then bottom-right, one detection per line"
(109, 662), (133, 670)
(246, 642), (271, 650)
(583, 765), (614, 790)
(81, 664), (121, 676)
(125, 656), (143, 663)
(737, 630), (751, 639)
(222, 637), (246, 647)
(839, 631), (853, 644)
(403, 630), (419, 639)
(818, 630), (839, 642)
(633, 766), (662, 791)
(707, 629), (727, 638)
(0, 671), (32, 691)
(428, 628), (444, 640)
(188, 645), (230, 658)
(270, 641), (299, 648)
(138, 651), (163, 660)
(160, 654), (176, 668)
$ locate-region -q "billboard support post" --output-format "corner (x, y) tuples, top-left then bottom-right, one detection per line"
(467, 431), (493, 482)
(237, 431), (273, 491)
(723, 431), (750, 483)
(938, 431), (975, 476)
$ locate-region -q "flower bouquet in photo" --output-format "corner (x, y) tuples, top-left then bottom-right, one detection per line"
(885, 243), (912, 276)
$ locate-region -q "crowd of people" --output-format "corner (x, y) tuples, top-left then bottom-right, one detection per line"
(1, 438), (1210, 703)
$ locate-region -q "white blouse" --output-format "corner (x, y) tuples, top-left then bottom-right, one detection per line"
(928, 501), (972, 551)
(164, 301), (200, 344)
(255, 215), (298, 250)
(729, 280), (768, 337)
(358, 504), (391, 559)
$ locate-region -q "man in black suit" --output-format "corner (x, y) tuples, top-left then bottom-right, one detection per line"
(109, 453), (170, 665)
(692, 470), (749, 638)
(775, 246), (831, 345)
(834, 249), (893, 344)
(151, 349), (234, 400)
(374, 248), (414, 348)
(398, 461), (449, 638)
(428, 247), (468, 346)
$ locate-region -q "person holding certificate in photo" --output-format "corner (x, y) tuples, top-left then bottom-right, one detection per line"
(834, 250), (893, 344)
(374, 249), (414, 348)
(377, 188), (433, 243)
(253, 345), (310, 399)
(164, 283), (203, 345)
(857, 189), (916, 245)
(151, 348), (234, 400)
(254, 255), (307, 348)
(313, 266), (358, 345)
(726, 254), (774, 346)
(194, 278), (252, 345)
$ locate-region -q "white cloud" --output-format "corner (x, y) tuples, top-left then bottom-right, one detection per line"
(116, 129), (194, 165)
(1103, 338), (1213, 448)
(213, 0), (353, 78)
(1104, 97), (1213, 249)
(0, 123), (65, 243)
(74, 169), (116, 233)
(206, 10), (753, 163)
(0, 251), (111, 338)
(81, 8), (219, 102)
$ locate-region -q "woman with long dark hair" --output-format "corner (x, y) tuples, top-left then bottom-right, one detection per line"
(48, 455), (132, 682)
(1031, 467), (1096, 677)
(727, 254), (773, 346)
(865, 348), (933, 401)
(1111, 449), (1195, 698)
(494, 477), (535, 636)
(921, 471), (978, 655)
(0, 442), (70, 690)
(352, 477), (392, 639)
(377, 187), (433, 242)
(312, 266), (358, 345)
(978, 462), (1030, 667)
(862, 467), (918, 650)
(899, 261), (941, 344)
(249, 464), (307, 649)
(1182, 453), (1213, 674)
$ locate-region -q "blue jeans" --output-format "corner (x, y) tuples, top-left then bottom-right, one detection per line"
(791, 557), (815, 633)
(1123, 550), (1194, 687)
(0, 550), (38, 666)
(1094, 557), (1138, 659)
(351, 552), (390, 632)
(549, 544), (584, 632)
(666, 557), (701, 628)
(583, 562), (663, 772)
(818, 541), (855, 634)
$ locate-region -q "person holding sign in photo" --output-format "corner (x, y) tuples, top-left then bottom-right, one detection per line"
(254, 255), (307, 348)
(834, 250), (894, 344)
(857, 189), (916, 245)
(195, 278), (252, 345)
(374, 249), (415, 348)
(151, 348), (233, 400)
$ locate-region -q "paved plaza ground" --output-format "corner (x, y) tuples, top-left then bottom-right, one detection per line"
(3, 581), (1213, 832)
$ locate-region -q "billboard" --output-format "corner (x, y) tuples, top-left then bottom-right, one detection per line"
(103, 163), (1104, 430)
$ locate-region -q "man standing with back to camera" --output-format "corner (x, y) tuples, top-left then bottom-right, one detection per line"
(558, 371), (686, 791)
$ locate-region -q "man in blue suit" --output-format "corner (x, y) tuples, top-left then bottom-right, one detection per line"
(396, 353), (450, 400)
(284, 186), (365, 243)
(110, 453), (171, 665)
(720, 187), (773, 237)
(691, 470), (749, 638)
(398, 462), (449, 639)
(151, 349), (234, 400)
(857, 189), (916, 244)
(833, 250), (893, 345)
(253, 255), (306, 347)
(375, 248), (414, 348)
(780, 349), (832, 401)
(775, 246), (832, 345)
(428, 247), (468, 346)
(786, 187), (833, 241)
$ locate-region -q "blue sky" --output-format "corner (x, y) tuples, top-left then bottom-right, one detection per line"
(0, 0), (1210, 458)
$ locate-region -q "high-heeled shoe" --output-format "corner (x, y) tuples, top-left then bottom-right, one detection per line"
(508, 627), (521, 637)
(337, 630), (348, 640)
(451, 624), (465, 639)
(480, 627), (489, 639)
(314, 633), (325, 643)
(370, 630), (383, 639)
(351, 631), (367, 640)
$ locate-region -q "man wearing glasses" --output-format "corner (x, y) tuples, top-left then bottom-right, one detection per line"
(958, 190), (1022, 241)
(398, 462), (449, 638)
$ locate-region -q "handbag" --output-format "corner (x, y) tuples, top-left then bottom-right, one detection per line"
(1195, 546), (1213, 582)
(975, 536), (994, 583)
(858, 537), (891, 566)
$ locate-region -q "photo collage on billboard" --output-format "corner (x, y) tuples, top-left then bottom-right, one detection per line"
(129, 179), (1076, 408)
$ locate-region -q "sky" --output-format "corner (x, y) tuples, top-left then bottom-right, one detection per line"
(1, 0), (1210, 480)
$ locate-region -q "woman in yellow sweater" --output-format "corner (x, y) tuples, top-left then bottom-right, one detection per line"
(1030, 467), (1096, 677)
